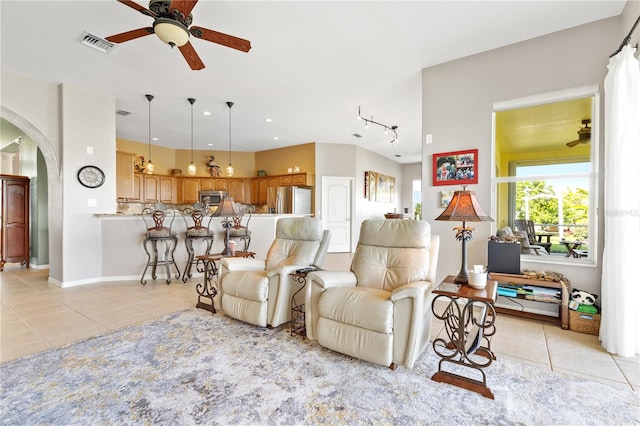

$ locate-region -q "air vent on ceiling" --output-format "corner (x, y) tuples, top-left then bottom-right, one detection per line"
(116, 110), (132, 116)
(352, 133), (363, 138)
(77, 31), (114, 53)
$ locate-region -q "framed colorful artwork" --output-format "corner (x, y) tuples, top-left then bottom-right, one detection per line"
(432, 149), (478, 186)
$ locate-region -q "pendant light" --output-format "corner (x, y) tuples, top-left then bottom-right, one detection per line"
(226, 101), (234, 177)
(187, 97), (197, 176)
(145, 94), (155, 174)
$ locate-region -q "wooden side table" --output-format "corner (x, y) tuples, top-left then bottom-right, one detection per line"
(431, 276), (498, 399)
(195, 251), (255, 314)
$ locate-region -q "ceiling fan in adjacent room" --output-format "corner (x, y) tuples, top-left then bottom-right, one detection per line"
(105, 0), (251, 70)
(566, 119), (591, 148)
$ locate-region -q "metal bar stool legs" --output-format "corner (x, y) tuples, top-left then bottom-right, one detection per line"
(141, 235), (180, 285)
(182, 235), (214, 282)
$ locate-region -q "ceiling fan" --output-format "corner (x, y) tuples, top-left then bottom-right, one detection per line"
(566, 119), (591, 148)
(105, 0), (251, 70)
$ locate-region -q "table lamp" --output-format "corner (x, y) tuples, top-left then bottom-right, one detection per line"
(212, 196), (240, 255)
(435, 186), (493, 284)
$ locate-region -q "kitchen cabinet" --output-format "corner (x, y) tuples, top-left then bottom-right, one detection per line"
(292, 173), (313, 186)
(131, 174), (142, 201)
(268, 177), (279, 188)
(143, 175), (160, 203)
(160, 176), (177, 204)
(214, 179), (228, 191)
(180, 178), (200, 204)
(278, 175), (293, 186)
(200, 178), (215, 191)
(116, 151), (135, 199)
(228, 178), (248, 203)
(251, 178), (268, 204)
(1, 175), (30, 271)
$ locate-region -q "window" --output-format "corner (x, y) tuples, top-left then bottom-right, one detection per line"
(492, 87), (598, 265)
(412, 179), (421, 219)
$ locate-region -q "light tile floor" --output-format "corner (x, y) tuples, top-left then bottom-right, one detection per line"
(1, 254), (638, 392)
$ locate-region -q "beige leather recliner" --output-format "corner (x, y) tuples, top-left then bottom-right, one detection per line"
(218, 217), (330, 328)
(305, 219), (439, 370)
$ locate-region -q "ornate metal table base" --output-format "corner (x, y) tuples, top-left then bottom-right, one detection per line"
(431, 278), (497, 399)
(195, 256), (219, 314)
(195, 252), (256, 315)
(289, 272), (308, 337)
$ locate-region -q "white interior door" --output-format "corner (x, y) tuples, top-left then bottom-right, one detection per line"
(321, 176), (352, 252)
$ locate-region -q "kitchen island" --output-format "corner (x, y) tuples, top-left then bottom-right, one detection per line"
(98, 214), (308, 282)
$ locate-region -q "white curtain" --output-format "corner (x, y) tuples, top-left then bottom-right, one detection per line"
(600, 44), (640, 357)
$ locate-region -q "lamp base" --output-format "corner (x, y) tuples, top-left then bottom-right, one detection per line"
(453, 273), (469, 284)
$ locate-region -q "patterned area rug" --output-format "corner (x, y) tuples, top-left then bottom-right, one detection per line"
(1, 309), (638, 425)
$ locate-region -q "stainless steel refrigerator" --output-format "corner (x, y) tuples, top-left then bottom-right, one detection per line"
(267, 186), (312, 214)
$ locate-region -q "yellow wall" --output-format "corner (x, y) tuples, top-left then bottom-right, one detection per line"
(116, 138), (256, 177)
(255, 143), (315, 176)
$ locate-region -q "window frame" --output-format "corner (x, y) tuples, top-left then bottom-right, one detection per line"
(491, 86), (599, 267)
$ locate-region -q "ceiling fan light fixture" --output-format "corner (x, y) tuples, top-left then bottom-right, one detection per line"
(226, 101), (235, 177)
(153, 19), (189, 47)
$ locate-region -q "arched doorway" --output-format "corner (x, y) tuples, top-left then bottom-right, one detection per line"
(1, 106), (62, 280)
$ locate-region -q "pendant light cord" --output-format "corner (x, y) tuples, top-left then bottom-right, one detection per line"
(227, 101), (234, 167)
(145, 94), (154, 162)
(188, 98), (196, 163)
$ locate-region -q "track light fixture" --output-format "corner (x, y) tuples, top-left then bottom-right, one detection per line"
(357, 107), (399, 146)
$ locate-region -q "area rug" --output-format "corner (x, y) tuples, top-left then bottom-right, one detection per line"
(1, 309), (638, 425)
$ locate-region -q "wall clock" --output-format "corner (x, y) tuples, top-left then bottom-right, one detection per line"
(77, 165), (105, 188)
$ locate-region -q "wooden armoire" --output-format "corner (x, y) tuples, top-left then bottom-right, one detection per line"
(0, 175), (30, 271)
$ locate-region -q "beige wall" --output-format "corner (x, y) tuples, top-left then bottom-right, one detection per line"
(421, 16), (622, 295)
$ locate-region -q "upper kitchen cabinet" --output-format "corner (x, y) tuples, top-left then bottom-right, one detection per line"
(180, 177), (200, 204)
(228, 178), (248, 203)
(116, 151), (135, 199)
(160, 176), (177, 204)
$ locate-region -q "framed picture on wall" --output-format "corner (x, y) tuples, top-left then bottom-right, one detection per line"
(432, 149), (478, 186)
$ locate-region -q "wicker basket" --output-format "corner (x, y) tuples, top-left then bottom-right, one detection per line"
(569, 309), (600, 335)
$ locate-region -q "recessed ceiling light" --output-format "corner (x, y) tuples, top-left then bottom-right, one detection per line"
(265, 118), (273, 122)
(202, 111), (212, 116)
(207, 143), (213, 146)
(152, 137), (159, 141)
(273, 136), (279, 140)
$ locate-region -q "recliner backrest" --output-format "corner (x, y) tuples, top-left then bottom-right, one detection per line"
(351, 219), (433, 292)
(266, 217), (324, 269)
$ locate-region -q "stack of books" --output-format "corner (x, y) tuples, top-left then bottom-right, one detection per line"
(496, 284), (561, 304)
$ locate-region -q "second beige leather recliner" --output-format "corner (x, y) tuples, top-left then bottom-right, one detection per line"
(218, 217), (330, 328)
(305, 219), (439, 370)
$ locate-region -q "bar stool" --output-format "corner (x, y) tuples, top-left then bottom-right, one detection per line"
(226, 208), (252, 252)
(141, 203), (180, 285)
(181, 202), (214, 282)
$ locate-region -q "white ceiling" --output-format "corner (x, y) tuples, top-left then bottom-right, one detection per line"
(0, 1), (626, 164)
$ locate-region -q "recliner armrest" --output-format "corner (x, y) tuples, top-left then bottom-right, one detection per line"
(305, 271), (357, 341)
(390, 280), (435, 302)
(267, 265), (303, 278)
(220, 257), (266, 272)
(308, 270), (357, 290)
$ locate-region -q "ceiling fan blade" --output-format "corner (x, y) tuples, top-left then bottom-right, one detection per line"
(190, 26), (251, 52)
(116, 0), (156, 17)
(179, 41), (205, 70)
(106, 27), (154, 43)
(566, 138), (589, 148)
(169, 0), (198, 20)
